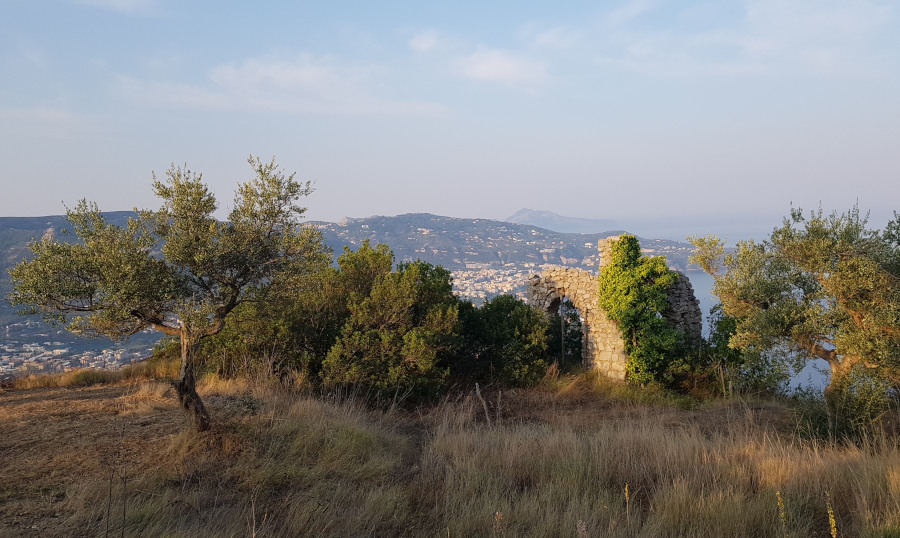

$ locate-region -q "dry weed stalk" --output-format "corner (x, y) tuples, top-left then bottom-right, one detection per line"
(776, 490), (788, 537)
(247, 489), (270, 538)
(492, 511), (504, 537)
(475, 383), (491, 427)
(625, 482), (631, 526)
(102, 402), (130, 538)
(576, 519), (588, 537)
(826, 491), (838, 538)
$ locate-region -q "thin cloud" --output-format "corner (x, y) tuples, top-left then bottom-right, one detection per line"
(602, 0), (655, 28)
(592, 0), (895, 77)
(518, 23), (582, 50)
(455, 49), (547, 86)
(116, 55), (447, 117)
(409, 30), (447, 53)
(533, 27), (581, 49)
(72, 0), (157, 15)
(745, 0), (892, 38)
(209, 56), (353, 93)
(409, 27), (551, 87)
(740, 0), (894, 73)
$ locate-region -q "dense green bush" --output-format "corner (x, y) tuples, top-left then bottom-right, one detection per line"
(169, 241), (556, 398)
(321, 261), (458, 399)
(794, 365), (895, 441)
(454, 294), (551, 386)
(189, 239), (394, 380)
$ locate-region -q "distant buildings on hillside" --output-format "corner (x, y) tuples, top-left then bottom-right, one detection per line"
(1, 320), (154, 380)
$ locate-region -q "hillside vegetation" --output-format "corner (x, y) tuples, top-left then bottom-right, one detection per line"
(2, 367), (900, 537)
(5, 164), (899, 536)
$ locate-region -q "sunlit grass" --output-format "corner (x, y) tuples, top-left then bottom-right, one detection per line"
(2, 369), (900, 536)
(7, 355), (180, 390)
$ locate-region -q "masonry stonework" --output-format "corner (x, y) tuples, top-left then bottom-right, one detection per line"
(527, 236), (702, 380)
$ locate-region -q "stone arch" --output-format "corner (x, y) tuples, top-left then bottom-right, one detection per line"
(527, 266), (629, 380)
(527, 236), (703, 380)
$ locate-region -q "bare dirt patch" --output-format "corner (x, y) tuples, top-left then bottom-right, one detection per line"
(0, 382), (183, 537)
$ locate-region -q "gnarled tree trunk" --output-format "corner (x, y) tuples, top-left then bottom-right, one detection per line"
(822, 352), (861, 438)
(174, 332), (211, 432)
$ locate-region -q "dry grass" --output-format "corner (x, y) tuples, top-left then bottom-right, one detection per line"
(6, 356), (181, 391)
(9, 368), (124, 389)
(1, 372), (899, 537)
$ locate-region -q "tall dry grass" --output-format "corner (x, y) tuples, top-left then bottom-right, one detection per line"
(413, 393), (900, 536)
(6, 371), (900, 536)
(55, 377), (414, 536)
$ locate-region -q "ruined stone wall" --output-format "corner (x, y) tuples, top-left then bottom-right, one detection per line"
(526, 267), (629, 380)
(527, 236), (703, 380)
(664, 271), (703, 349)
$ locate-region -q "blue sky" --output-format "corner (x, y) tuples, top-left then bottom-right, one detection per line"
(2, 0), (898, 240)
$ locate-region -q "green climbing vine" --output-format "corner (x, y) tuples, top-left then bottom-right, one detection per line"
(597, 235), (683, 385)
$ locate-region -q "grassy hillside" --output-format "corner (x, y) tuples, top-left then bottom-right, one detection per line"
(2, 370), (899, 537)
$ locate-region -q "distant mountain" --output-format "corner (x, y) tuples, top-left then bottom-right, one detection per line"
(505, 208), (619, 234)
(313, 213), (694, 273)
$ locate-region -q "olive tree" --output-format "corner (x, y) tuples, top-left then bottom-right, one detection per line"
(8, 156), (323, 431)
(689, 206), (900, 398)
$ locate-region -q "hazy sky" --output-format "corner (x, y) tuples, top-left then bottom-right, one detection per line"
(2, 0), (898, 240)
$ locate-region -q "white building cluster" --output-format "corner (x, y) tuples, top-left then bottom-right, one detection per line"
(1, 321), (153, 380)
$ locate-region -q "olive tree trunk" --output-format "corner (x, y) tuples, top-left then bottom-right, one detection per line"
(822, 354), (862, 438)
(174, 333), (211, 432)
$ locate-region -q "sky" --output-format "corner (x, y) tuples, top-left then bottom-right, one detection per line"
(2, 0), (899, 241)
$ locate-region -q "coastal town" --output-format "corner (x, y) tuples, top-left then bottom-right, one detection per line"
(0, 320), (155, 380)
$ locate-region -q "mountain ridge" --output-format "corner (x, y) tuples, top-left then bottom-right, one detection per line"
(504, 208), (619, 234)
(1, 211), (700, 376)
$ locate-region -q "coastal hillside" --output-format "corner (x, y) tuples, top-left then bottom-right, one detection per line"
(1, 212), (698, 378)
(313, 213), (697, 302)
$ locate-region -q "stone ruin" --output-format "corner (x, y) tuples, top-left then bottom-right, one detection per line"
(527, 236), (702, 380)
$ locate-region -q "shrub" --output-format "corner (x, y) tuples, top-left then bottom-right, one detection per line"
(321, 261), (458, 400)
(454, 295), (551, 386)
(794, 365), (894, 440)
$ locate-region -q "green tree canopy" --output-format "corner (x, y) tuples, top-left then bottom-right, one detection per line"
(281, 239), (395, 373)
(209, 239), (394, 378)
(455, 294), (550, 386)
(689, 206), (900, 394)
(321, 260), (459, 399)
(8, 156), (325, 430)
